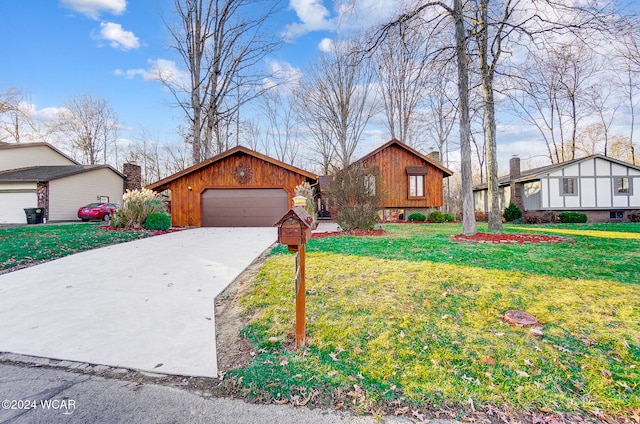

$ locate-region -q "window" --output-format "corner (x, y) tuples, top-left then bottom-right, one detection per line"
(610, 211), (624, 220)
(561, 177), (577, 196)
(364, 174), (376, 196)
(615, 177), (632, 195)
(409, 175), (424, 197)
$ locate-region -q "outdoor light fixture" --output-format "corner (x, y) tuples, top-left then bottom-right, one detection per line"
(188, 185), (192, 191)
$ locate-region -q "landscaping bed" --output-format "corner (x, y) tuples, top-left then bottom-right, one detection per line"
(451, 232), (573, 244)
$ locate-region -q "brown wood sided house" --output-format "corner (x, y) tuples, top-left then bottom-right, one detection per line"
(348, 139), (453, 221)
(146, 146), (317, 227)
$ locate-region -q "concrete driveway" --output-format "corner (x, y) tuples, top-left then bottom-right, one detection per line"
(0, 227), (277, 378)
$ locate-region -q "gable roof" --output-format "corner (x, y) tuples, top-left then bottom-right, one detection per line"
(473, 154), (640, 190)
(146, 145), (317, 190)
(0, 142), (80, 165)
(353, 139), (454, 177)
(0, 165), (124, 182)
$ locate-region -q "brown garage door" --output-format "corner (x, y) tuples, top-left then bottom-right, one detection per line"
(201, 188), (289, 227)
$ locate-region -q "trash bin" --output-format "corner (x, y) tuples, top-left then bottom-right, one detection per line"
(24, 208), (45, 224)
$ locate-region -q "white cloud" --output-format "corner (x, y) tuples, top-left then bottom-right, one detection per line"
(115, 59), (190, 87)
(334, 0), (401, 32)
(318, 37), (334, 52)
(262, 60), (303, 90)
(60, 0), (126, 19)
(284, 0), (335, 38)
(93, 22), (140, 50)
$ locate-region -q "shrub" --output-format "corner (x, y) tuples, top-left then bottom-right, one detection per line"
(294, 182), (316, 220)
(110, 212), (125, 228)
(429, 211), (445, 223)
(117, 188), (166, 229)
(539, 211), (557, 224)
(327, 165), (382, 231)
(503, 203), (522, 222)
(407, 213), (426, 222)
(628, 210), (640, 222)
(522, 213), (541, 224)
(559, 211), (588, 223)
(444, 213), (455, 222)
(144, 212), (171, 231)
(475, 211), (488, 222)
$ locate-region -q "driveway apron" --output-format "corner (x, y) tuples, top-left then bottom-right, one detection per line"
(0, 227), (277, 377)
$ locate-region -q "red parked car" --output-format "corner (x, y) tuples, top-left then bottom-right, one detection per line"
(77, 203), (119, 222)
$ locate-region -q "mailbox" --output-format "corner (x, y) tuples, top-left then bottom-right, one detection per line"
(275, 207), (313, 246)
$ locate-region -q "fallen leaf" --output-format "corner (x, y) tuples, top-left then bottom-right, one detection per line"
(524, 359), (533, 367)
(481, 357), (496, 365)
(274, 399), (288, 405)
(353, 347), (363, 354)
(399, 330), (406, 338)
(153, 363), (163, 369)
(268, 337), (278, 343)
(516, 370), (530, 378)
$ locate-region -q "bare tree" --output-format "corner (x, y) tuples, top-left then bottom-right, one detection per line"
(52, 94), (120, 165)
(373, 21), (430, 147)
(0, 88), (40, 143)
(258, 88), (300, 165)
(301, 38), (377, 170)
(615, 18), (640, 164)
(511, 40), (600, 163)
(161, 0), (282, 163)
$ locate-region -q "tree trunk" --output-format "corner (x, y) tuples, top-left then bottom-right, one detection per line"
(480, 0), (503, 232)
(455, 0), (477, 236)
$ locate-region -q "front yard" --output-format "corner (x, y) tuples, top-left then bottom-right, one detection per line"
(0, 223), (150, 274)
(233, 223), (640, 422)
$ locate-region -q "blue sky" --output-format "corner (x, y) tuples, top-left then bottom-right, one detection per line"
(0, 0), (397, 153)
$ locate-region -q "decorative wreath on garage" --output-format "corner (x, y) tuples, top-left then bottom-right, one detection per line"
(233, 164), (253, 184)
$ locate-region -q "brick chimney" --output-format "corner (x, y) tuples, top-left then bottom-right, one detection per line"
(427, 151), (441, 163)
(509, 155), (521, 179)
(509, 156), (523, 211)
(123, 163), (142, 192)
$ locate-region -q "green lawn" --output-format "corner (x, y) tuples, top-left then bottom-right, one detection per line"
(233, 223), (640, 421)
(0, 223), (150, 273)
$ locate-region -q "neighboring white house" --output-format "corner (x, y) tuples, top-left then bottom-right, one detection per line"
(0, 142), (126, 224)
(473, 155), (640, 222)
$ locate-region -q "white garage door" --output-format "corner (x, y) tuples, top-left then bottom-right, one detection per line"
(201, 189), (288, 227)
(0, 191), (38, 224)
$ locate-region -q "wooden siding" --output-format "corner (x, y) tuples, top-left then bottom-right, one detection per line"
(156, 151), (315, 227)
(360, 143), (445, 208)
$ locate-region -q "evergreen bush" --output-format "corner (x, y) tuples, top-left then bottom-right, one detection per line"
(428, 211), (445, 223)
(444, 213), (455, 222)
(503, 203), (523, 222)
(144, 212), (171, 231)
(407, 213), (426, 222)
(559, 211), (588, 223)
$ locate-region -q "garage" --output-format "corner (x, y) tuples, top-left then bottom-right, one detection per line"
(146, 146), (317, 227)
(202, 188), (288, 227)
(0, 187), (37, 224)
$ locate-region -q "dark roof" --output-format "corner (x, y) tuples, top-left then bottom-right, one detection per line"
(353, 139), (454, 177)
(146, 145), (318, 190)
(0, 165), (123, 182)
(473, 154), (640, 190)
(0, 142), (80, 165)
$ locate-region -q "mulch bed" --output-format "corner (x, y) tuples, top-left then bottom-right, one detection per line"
(451, 232), (573, 244)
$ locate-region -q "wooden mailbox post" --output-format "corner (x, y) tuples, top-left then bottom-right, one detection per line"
(275, 206), (313, 348)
